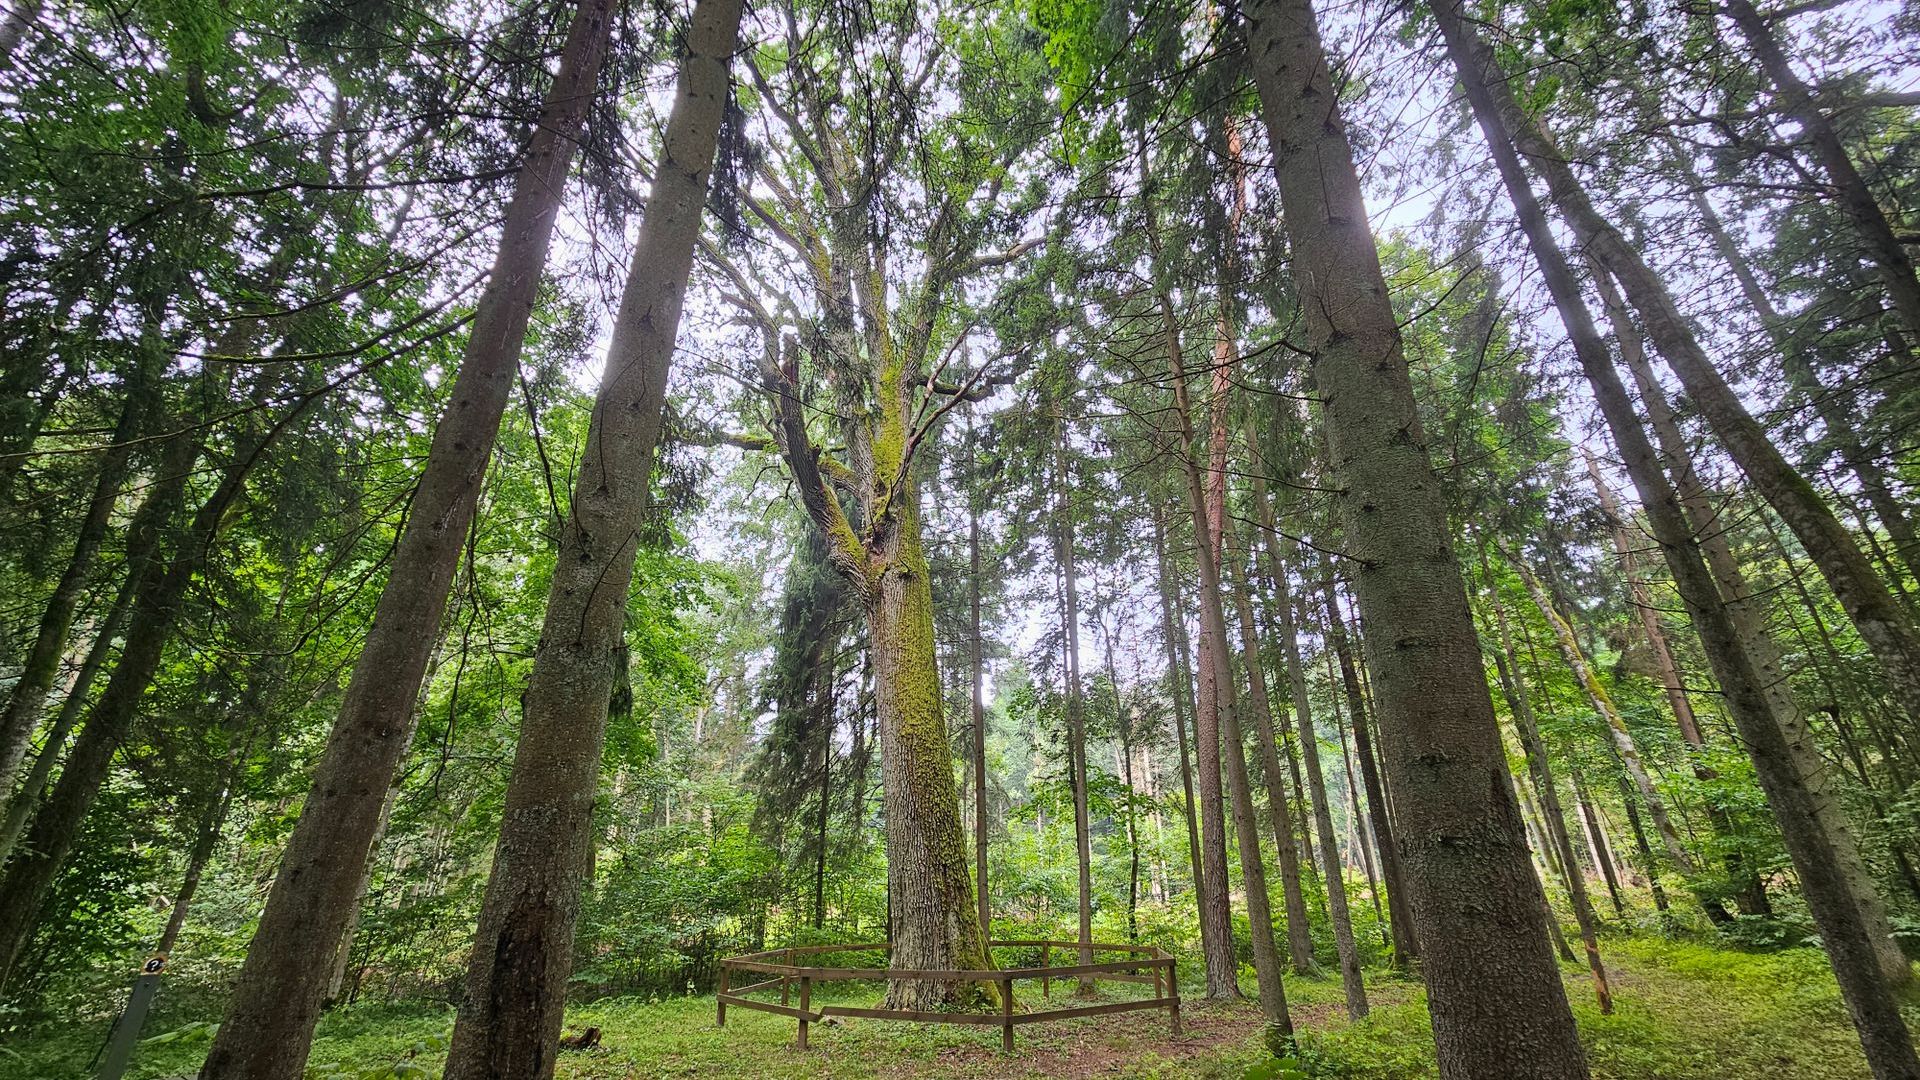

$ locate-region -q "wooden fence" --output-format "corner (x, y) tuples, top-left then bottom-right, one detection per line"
(715, 939), (1181, 1051)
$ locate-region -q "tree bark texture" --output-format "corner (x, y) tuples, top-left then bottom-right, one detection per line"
(201, 3), (617, 1073)
(443, 4), (744, 1071)
(1243, 0), (1590, 1072)
(1427, 5), (1920, 1066)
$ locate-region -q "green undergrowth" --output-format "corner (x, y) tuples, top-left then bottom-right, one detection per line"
(0, 934), (1893, 1079)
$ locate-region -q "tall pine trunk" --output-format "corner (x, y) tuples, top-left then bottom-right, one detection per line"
(0, 340), (159, 797)
(0, 399), (263, 986)
(969, 425), (990, 940)
(442, 5), (742, 1072)
(1484, 585), (1612, 1013)
(1276, 555), (1367, 1019)
(1322, 572), (1418, 966)
(1150, 509), (1207, 919)
(1427, 3), (1920, 1067)
(1226, 497), (1319, 974)
(0, 570), (132, 860)
(1054, 415), (1096, 994)
(1242, 0), (1589, 1072)
(1475, 5), (1920, 731)
(1719, 0), (1920, 346)
(200, 2), (616, 1073)
(1141, 143), (1240, 1000)
(1212, 551), (1298, 1048)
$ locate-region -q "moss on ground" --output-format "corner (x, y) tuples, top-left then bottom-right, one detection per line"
(1, 935), (1895, 1078)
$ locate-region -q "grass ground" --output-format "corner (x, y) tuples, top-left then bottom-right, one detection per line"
(0, 936), (1887, 1078)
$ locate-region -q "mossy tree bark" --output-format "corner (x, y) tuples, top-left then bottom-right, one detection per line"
(1242, 0), (1590, 1072)
(749, 210), (1001, 1018)
(1512, 559), (1699, 883)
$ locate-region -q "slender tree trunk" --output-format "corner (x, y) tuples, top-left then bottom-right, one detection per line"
(1601, 247), (1909, 977)
(1151, 510), (1207, 918)
(813, 678), (834, 930)
(1322, 571), (1418, 966)
(202, 3), (617, 1073)
(1616, 776), (1672, 915)
(1213, 513), (1295, 1042)
(1571, 769), (1628, 917)
(1679, 165), (1920, 597)
(1720, 0), (1920, 346)
(443, 7), (741, 1069)
(1515, 764), (1567, 893)
(1249, 479), (1323, 894)
(970, 434), (990, 940)
(1241, 1), (1586, 1070)
(1585, 454), (1703, 745)
(1485, 587), (1612, 1010)
(1118, 714), (1140, 943)
(325, 772), (400, 1008)
(0, 407), (261, 986)
(328, 606), (461, 1007)
(0, 556), (134, 861)
(157, 773), (239, 957)
(1216, 622), (1297, 1050)
(1277, 560), (1368, 1019)
(1054, 415), (1096, 995)
(1230, 453), (1319, 974)
(0, 347), (158, 797)
(1142, 145), (1239, 1000)
(1487, 8), (1920, 731)
(1587, 452), (1770, 915)
(1327, 649), (1384, 945)
(1513, 559), (1696, 877)
(1431, 12), (1920, 1061)
(1531, 853), (1578, 967)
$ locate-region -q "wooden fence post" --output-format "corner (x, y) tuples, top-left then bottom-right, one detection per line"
(1041, 943), (1050, 1000)
(797, 976), (811, 1050)
(1167, 957), (1182, 1037)
(999, 974), (1014, 1052)
(716, 963), (729, 1027)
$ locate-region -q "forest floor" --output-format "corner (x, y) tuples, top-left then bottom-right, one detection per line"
(0, 936), (1884, 1078)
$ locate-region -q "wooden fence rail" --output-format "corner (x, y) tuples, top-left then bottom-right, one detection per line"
(715, 939), (1181, 1052)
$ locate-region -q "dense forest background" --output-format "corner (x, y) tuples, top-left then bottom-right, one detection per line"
(0, 0), (1917, 1075)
